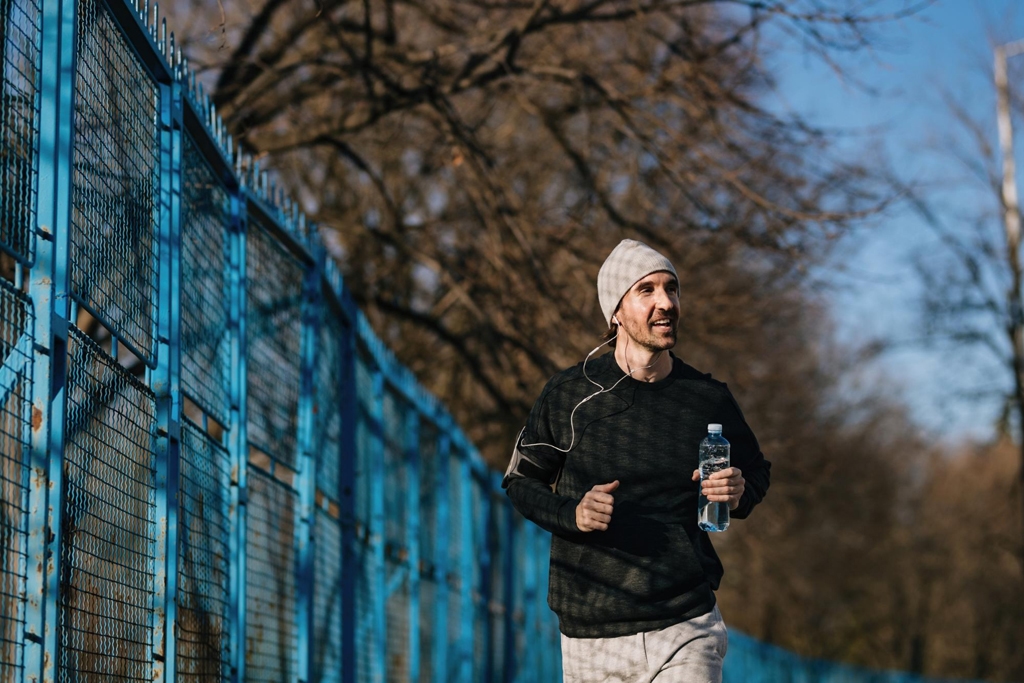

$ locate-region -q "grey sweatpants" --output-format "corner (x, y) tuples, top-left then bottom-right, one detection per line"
(560, 605), (728, 683)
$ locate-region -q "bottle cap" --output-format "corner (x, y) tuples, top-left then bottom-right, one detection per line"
(707, 423), (722, 433)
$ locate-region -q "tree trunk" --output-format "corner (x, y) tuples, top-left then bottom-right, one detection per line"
(994, 44), (1024, 573)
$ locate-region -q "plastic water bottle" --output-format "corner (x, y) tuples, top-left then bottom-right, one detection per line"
(697, 423), (730, 532)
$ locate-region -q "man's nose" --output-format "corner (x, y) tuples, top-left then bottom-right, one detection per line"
(654, 287), (678, 312)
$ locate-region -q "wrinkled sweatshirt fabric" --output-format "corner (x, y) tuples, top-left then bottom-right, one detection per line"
(503, 352), (770, 638)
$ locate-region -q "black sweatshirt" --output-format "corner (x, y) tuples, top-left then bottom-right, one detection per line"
(502, 352), (770, 638)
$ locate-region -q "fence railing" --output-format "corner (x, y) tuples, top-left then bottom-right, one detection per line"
(0, 0), (997, 681)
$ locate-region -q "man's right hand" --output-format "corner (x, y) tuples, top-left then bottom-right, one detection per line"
(575, 480), (619, 532)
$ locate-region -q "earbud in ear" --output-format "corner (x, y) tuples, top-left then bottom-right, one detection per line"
(612, 317), (619, 325)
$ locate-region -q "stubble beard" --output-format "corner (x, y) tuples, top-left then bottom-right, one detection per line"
(620, 319), (677, 353)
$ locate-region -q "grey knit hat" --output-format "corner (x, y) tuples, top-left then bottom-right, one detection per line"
(597, 239), (678, 326)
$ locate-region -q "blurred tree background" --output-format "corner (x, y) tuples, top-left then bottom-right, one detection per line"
(170, 0), (1023, 680)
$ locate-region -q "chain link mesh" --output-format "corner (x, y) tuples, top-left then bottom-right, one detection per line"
(0, 0), (42, 265)
(353, 354), (376, 682)
(70, 0), (159, 362)
(383, 391), (405, 547)
(313, 508), (342, 683)
(471, 482), (486, 682)
(314, 307), (345, 500)
(181, 133), (230, 424)
(245, 468), (298, 683)
(509, 516), (526, 674)
(177, 418), (230, 683)
(446, 455), (464, 680)
(246, 219), (302, 466)
(386, 580), (410, 681)
(417, 423), (438, 683)
(489, 499), (507, 680)
(354, 355), (373, 533)
(59, 327), (157, 683)
(417, 578), (436, 683)
(312, 305), (346, 683)
(383, 390), (410, 681)
(0, 279), (32, 680)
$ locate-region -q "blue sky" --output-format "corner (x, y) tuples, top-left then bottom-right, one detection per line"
(767, 0), (1024, 443)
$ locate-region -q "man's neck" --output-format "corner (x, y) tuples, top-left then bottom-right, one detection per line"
(613, 342), (674, 383)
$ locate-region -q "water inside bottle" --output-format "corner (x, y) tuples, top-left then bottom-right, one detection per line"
(698, 453), (730, 532)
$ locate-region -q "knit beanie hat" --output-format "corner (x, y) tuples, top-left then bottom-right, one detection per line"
(597, 239), (678, 326)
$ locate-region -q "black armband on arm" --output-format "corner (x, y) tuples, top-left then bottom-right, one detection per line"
(502, 430), (580, 536)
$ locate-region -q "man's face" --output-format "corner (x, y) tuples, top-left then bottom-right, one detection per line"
(614, 271), (680, 352)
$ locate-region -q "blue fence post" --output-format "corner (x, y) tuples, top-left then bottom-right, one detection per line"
(502, 486), (517, 683)
(519, 525), (536, 683)
(542, 533), (560, 681)
(458, 447), (474, 682)
(227, 188), (249, 683)
(405, 407), (421, 682)
(432, 430), (451, 683)
(338, 297), (358, 683)
(369, 364), (387, 683)
(152, 73), (184, 683)
(23, 0), (76, 676)
(296, 247), (322, 683)
(474, 470), (492, 682)
(514, 514), (531, 683)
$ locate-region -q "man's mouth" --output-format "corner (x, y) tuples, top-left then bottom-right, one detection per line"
(651, 319), (675, 328)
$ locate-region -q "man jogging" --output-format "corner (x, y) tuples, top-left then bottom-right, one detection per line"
(503, 239), (770, 682)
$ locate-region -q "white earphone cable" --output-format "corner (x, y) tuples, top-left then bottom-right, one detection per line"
(518, 327), (663, 454)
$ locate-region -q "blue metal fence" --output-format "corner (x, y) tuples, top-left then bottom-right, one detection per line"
(0, 0), (995, 680)
(6, 0), (562, 679)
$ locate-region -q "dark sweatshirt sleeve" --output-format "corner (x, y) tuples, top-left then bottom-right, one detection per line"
(502, 379), (581, 537)
(718, 385), (770, 520)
